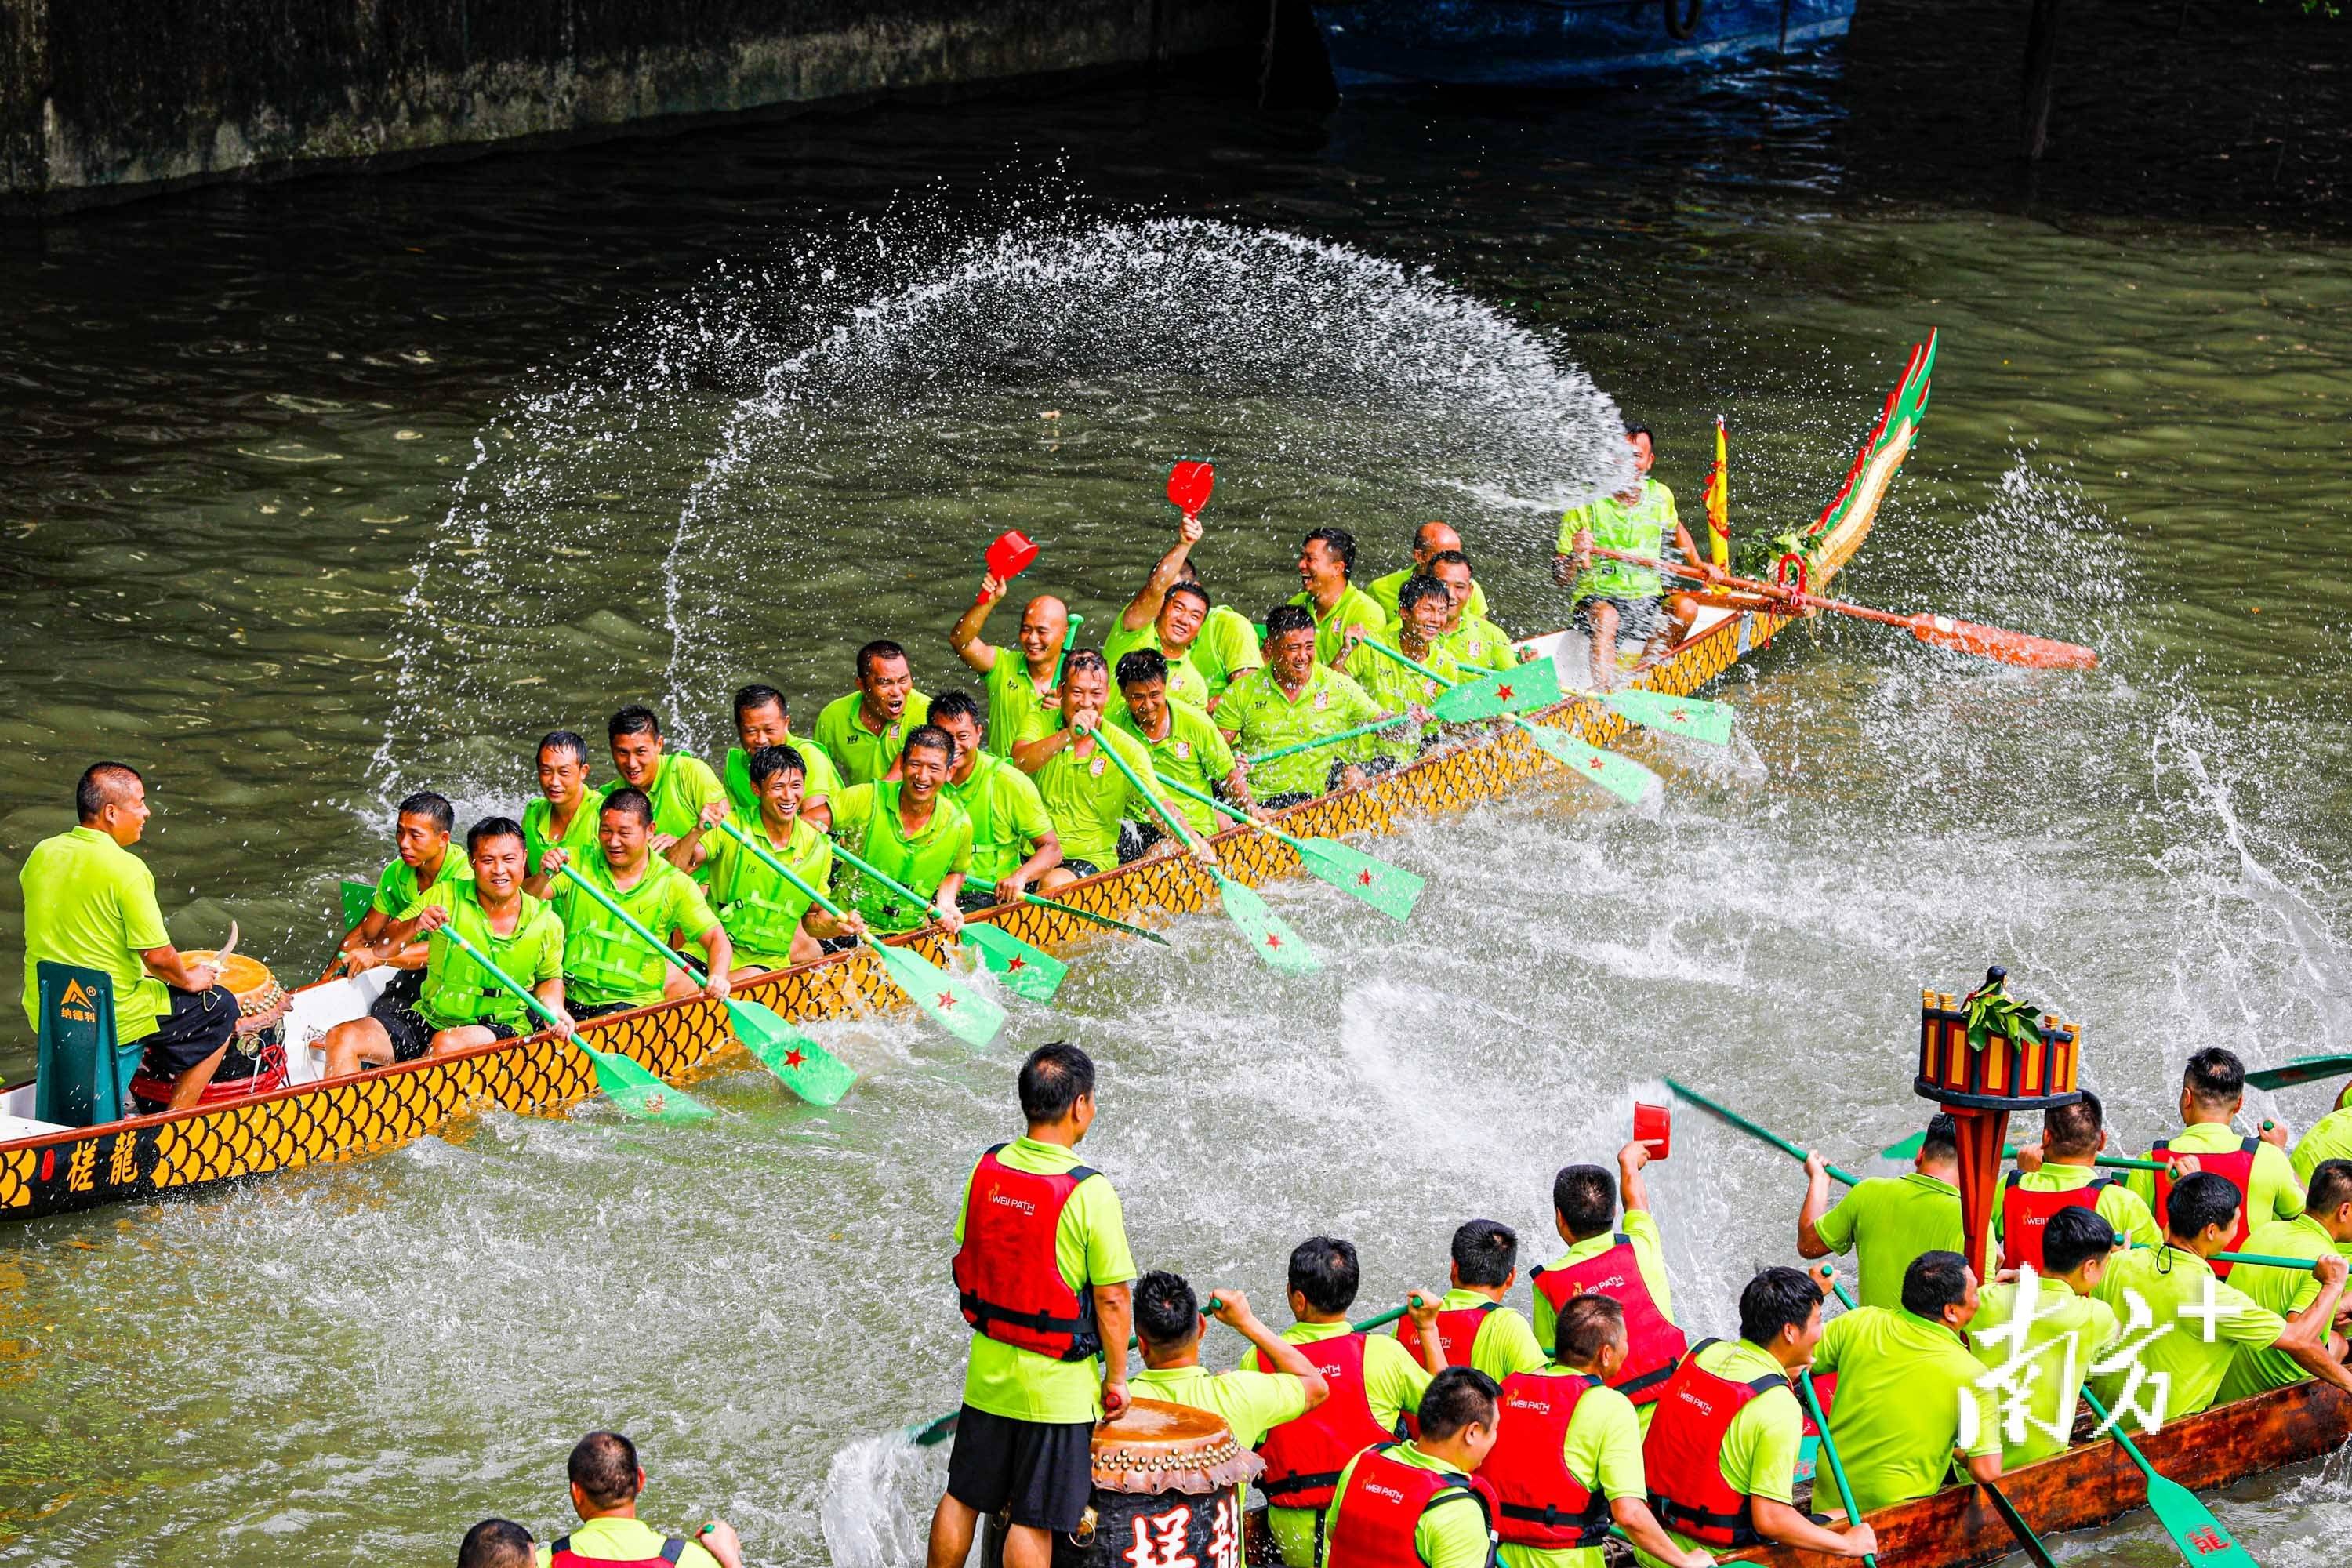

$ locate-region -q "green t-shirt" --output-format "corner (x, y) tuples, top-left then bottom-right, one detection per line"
(1494, 1373), (1646, 1568)
(1111, 699), (1238, 837)
(398, 880), (566, 1033)
(1994, 1164), (2163, 1254)
(1969, 1276), (2123, 1467)
(369, 848), (471, 919)
(703, 809), (832, 967)
(1131, 1360), (1313, 1523)
(1813, 1172), (1965, 1312)
(552, 855), (719, 1008)
(1433, 1287), (1549, 1383)
(17, 826), (174, 1043)
(1196, 605), (1266, 699)
(1104, 620), (1213, 713)
(1323, 1443), (1496, 1568)
(1558, 479), (1679, 604)
(1436, 614), (1520, 674)
(943, 753), (1056, 888)
(2215, 1215), (2352, 1403)
(534, 1516), (721, 1568)
(829, 782), (974, 933)
(522, 789), (605, 878)
(1219, 662), (1388, 798)
(1813, 1305), (1999, 1515)
(2292, 1108), (2352, 1185)
(1018, 718), (1171, 866)
(954, 1135), (1138, 1423)
(812, 689), (935, 787)
(1533, 1210), (1675, 1358)
(985, 654), (1061, 760)
(1344, 635), (1464, 762)
(637, 752), (728, 845)
(1635, 1339), (1801, 1568)
(722, 738), (842, 818)
(1287, 583), (1392, 669)
(1245, 1321), (1436, 1568)
(1368, 568), (1489, 626)
(2127, 1122), (2306, 1225)
(2091, 1244), (2288, 1423)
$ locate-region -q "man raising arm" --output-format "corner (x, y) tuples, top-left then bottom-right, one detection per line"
(950, 579), (1070, 758)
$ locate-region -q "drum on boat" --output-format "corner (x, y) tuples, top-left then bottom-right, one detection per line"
(129, 951), (292, 1111)
(982, 1399), (1261, 1568)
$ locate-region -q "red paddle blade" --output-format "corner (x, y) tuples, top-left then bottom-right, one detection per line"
(1905, 614), (2098, 670)
(1167, 460), (1214, 518)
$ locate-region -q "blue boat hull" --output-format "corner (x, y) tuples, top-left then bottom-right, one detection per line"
(1315, 0), (1855, 85)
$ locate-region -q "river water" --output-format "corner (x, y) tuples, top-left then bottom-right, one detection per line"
(5, 13), (2352, 1566)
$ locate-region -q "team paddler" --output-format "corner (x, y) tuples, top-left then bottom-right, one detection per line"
(1531, 1144), (1687, 1428)
(521, 733), (604, 896)
(1998, 1090), (2162, 1269)
(930, 693), (1062, 911)
(928, 1044), (1136, 1568)
(1425, 552), (1519, 674)
(1130, 1273), (1330, 1524)
(318, 815), (572, 1076)
(536, 1431), (744, 1568)
(1111, 649), (1258, 846)
(1400, 1221), (1548, 1386)
(2127, 1047), (2305, 1273)
(1288, 528), (1391, 669)
(1969, 1206), (2124, 1468)
(2294, 1092), (2352, 1182)
(950, 576), (1069, 758)
(1367, 521), (1490, 624)
(604, 706), (728, 874)
(1481, 1294), (1712, 1568)
(815, 640), (933, 787)
(1634, 1267), (1875, 1564)
(325, 790), (471, 983)
(17, 762), (238, 1111)
(543, 787), (731, 1020)
(1102, 510), (1263, 710)
(695, 745), (862, 976)
(1320, 1367), (1504, 1568)
(1808, 1251), (2002, 1516)
(1244, 1236), (1443, 1568)
(1554, 423), (1717, 692)
(1344, 577), (1459, 767)
(826, 725), (975, 935)
(1218, 605), (1389, 810)
(722, 684), (839, 829)
(1012, 650), (1201, 887)
(1798, 1112), (1968, 1310)
(2216, 1157), (2352, 1403)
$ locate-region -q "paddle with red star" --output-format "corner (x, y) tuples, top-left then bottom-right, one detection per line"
(1154, 775), (1423, 924)
(826, 836), (1068, 1003)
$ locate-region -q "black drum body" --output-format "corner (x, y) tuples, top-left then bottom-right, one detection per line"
(983, 1486), (1243, 1568)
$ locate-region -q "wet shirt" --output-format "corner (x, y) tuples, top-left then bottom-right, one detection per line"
(829, 782), (974, 932)
(1104, 620), (1213, 713)
(1494, 1372), (1646, 1568)
(953, 1134), (1138, 1424)
(2091, 1244), (2287, 1422)
(1196, 606), (1267, 699)
(1323, 1443), (1497, 1568)
(1018, 717), (1170, 866)
(812, 688), (935, 786)
(1994, 1163), (2162, 1253)
(1345, 634), (1465, 762)
(1632, 1340), (1802, 1568)
(722, 738), (842, 817)
(702, 808), (833, 967)
(522, 789), (605, 878)
(2291, 1108), (2352, 1185)
(637, 752), (729, 846)
(1368, 568), (1489, 626)
(1287, 583), (1392, 669)
(397, 880), (566, 1033)
(985, 655), (1061, 760)
(17, 826), (174, 1043)
(369, 848), (472, 920)
(1533, 1209), (1675, 1358)
(1244, 1319), (1437, 1568)
(2127, 1122), (2305, 1226)
(553, 855), (719, 1008)
(1558, 479), (1679, 604)
(1111, 698), (1238, 837)
(1969, 1276), (2123, 1467)
(2215, 1215), (2352, 1402)
(942, 752), (1056, 888)
(1435, 614), (1520, 674)
(1813, 1305), (1999, 1515)
(1812, 1172), (1965, 1312)
(1219, 662), (1388, 798)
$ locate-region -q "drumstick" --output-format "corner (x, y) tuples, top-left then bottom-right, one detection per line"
(217, 920), (239, 961)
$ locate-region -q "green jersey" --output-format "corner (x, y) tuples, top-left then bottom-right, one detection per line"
(1111, 699), (1238, 837)
(703, 808), (832, 969)
(635, 752), (728, 845)
(2215, 1215), (2352, 1403)
(398, 880), (566, 1033)
(1019, 717), (1171, 866)
(1323, 1443), (1497, 1568)
(1558, 478), (1679, 604)
(522, 790), (604, 879)
(829, 782), (974, 932)
(1368, 568), (1489, 625)
(553, 854), (719, 1009)
(1633, 1339), (1802, 1568)
(813, 689), (935, 787)
(1969, 1276), (2122, 1468)
(985, 653), (1062, 759)
(1131, 1361), (1312, 1523)
(1814, 1305), (1999, 1515)
(954, 1135), (1138, 1423)
(1196, 605), (1265, 699)
(369, 848), (471, 920)
(1287, 583), (1392, 669)
(16, 826), (174, 1043)
(722, 737), (842, 818)
(2092, 1245), (2288, 1422)
(534, 1517), (723, 1568)
(943, 752), (1056, 888)
(1436, 614), (1519, 674)
(1219, 662), (1388, 798)
(1344, 633), (1463, 763)
(1245, 1320), (1436, 1568)
(2292, 1107), (2352, 1185)
(2127, 1122), (2305, 1226)
(1104, 620), (1213, 713)
(1494, 1374), (1647, 1568)
(1812, 1172), (1967, 1312)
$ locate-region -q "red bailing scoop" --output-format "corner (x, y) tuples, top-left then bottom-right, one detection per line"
(1634, 1101), (1671, 1159)
(984, 530), (1040, 584)
(1167, 459), (1214, 519)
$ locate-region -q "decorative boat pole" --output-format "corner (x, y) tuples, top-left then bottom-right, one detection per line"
(1915, 967), (2084, 1273)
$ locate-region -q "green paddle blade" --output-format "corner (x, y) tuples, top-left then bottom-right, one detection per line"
(726, 997), (856, 1106)
(1880, 1130), (1928, 1160)
(1513, 720), (1659, 806)
(579, 1040), (716, 1124)
(2143, 1472), (2259, 1568)
(1431, 655), (1563, 722)
(869, 939), (1007, 1049)
(2246, 1052), (2352, 1091)
(960, 922), (1069, 1003)
(1296, 837), (1424, 923)
(1210, 872), (1323, 975)
(1603, 687), (1735, 746)
(339, 877), (374, 930)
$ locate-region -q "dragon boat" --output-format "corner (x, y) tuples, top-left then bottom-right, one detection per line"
(0, 333), (1937, 1225)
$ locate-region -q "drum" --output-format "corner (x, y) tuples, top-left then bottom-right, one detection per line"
(982, 1399), (1261, 1568)
(129, 951), (291, 1110)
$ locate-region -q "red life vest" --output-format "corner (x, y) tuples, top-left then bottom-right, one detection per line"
(1483, 1371), (1612, 1548)
(1258, 1332), (1403, 1510)
(1642, 1339), (1790, 1548)
(1530, 1236), (1690, 1405)
(1998, 1171), (2118, 1272)
(2151, 1137), (2259, 1276)
(1395, 1302), (1497, 1437)
(1325, 1443), (1499, 1568)
(951, 1143), (1103, 1360)
(548, 1534), (686, 1566)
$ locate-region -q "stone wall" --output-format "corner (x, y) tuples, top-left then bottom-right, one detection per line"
(0, 0), (1266, 205)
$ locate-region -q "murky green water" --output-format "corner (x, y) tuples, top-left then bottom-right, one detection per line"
(4, 31), (2352, 1568)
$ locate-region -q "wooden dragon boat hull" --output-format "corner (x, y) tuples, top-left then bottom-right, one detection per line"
(1727, 1379), (2352, 1568)
(0, 334), (1936, 1225)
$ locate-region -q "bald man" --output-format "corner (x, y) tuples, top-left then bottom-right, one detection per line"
(952, 573), (1072, 759)
(1367, 522), (1490, 623)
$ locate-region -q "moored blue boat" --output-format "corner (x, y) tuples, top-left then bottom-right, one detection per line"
(1315, 0), (1854, 86)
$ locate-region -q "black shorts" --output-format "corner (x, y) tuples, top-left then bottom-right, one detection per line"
(139, 985), (239, 1077)
(945, 1404), (1096, 1532)
(372, 995), (517, 1062)
(1058, 858), (1103, 880)
(569, 1000), (636, 1022)
(1573, 594), (1664, 644)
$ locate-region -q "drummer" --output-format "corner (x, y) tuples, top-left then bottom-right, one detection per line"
(318, 816), (572, 1075)
(18, 763), (235, 1112)
(1130, 1272), (1331, 1498)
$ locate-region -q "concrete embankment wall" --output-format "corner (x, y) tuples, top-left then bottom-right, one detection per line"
(0, 0), (1266, 207)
